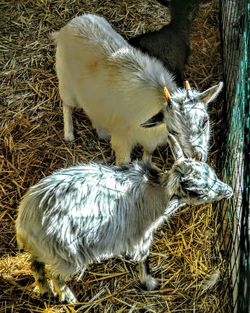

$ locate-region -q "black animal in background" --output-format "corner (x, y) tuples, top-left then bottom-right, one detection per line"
(129, 0), (199, 86)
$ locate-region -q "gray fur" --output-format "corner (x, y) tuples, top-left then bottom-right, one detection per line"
(16, 142), (232, 302)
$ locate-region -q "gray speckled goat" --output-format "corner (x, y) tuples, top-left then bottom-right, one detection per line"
(15, 134), (232, 303)
(53, 13), (223, 163)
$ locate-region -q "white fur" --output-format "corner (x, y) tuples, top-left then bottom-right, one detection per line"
(54, 14), (223, 164)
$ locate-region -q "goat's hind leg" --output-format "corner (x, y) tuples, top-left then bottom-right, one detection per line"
(63, 104), (75, 142)
(30, 257), (54, 297)
(59, 80), (75, 142)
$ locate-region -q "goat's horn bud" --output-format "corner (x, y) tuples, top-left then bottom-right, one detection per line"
(185, 80), (191, 98)
(163, 86), (171, 103)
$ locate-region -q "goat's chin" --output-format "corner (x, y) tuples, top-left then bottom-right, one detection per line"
(184, 197), (206, 206)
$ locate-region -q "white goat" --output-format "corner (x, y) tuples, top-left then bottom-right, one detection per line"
(15, 134), (232, 303)
(53, 13), (223, 164)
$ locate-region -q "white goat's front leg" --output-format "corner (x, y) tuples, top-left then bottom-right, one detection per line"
(52, 276), (78, 303)
(142, 149), (153, 163)
(139, 257), (158, 291)
(63, 104), (75, 142)
(131, 235), (158, 291)
(111, 135), (132, 165)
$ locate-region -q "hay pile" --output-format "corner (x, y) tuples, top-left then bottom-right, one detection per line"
(0, 0), (230, 312)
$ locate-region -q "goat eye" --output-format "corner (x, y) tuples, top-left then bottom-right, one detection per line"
(201, 117), (208, 128)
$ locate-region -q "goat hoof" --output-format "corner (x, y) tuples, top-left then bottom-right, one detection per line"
(64, 133), (75, 142)
(60, 291), (78, 304)
(140, 276), (158, 291)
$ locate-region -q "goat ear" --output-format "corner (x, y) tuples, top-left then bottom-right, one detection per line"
(140, 110), (164, 128)
(167, 133), (184, 161)
(199, 82), (223, 104)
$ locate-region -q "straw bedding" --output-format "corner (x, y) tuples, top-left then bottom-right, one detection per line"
(0, 0), (230, 312)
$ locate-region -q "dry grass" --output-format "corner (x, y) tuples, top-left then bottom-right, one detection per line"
(0, 0), (231, 312)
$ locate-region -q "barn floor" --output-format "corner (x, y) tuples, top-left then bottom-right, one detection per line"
(0, 0), (230, 312)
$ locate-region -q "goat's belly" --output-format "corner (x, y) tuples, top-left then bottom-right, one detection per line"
(135, 124), (169, 150)
(74, 91), (138, 133)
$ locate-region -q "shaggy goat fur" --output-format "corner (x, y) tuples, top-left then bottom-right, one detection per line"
(16, 135), (233, 303)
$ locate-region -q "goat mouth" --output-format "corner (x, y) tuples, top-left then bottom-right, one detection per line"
(191, 147), (207, 162)
(225, 190), (233, 199)
(193, 152), (202, 161)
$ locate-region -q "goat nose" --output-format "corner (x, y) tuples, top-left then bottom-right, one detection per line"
(225, 187), (233, 199)
(193, 152), (202, 161)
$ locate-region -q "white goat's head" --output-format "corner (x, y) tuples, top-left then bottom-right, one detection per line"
(166, 134), (233, 205)
(141, 81), (223, 162)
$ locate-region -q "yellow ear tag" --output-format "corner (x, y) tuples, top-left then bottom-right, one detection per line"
(185, 80), (191, 91)
(163, 86), (171, 103)
(185, 80), (191, 98)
